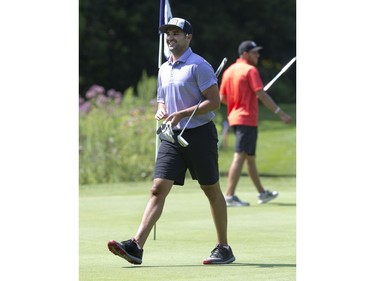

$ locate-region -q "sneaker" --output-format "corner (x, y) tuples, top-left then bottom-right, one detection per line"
(107, 239), (143, 265)
(225, 195), (250, 207)
(258, 190), (279, 204)
(203, 244), (236, 265)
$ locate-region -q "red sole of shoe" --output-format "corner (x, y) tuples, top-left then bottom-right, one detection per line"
(107, 240), (142, 265)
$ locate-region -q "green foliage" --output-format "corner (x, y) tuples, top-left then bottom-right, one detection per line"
(79, 0), (296, 102)
(79, 74), (157, 185)
(137, 70), (158, 102)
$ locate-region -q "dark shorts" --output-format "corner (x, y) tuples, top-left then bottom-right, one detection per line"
(233, 125), (258, 156)
(154, 121), (219, 186)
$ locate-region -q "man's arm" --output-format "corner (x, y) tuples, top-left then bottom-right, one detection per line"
(164, 84), (220, 127)
(220, 93), (227, 105)
(155, 102), (167, 121)
(257, 90), (292, 124)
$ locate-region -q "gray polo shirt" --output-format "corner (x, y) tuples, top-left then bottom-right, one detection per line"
(157, 48), (217, 130)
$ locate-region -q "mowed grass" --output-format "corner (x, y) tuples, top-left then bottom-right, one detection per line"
(80, 176), (295, 281)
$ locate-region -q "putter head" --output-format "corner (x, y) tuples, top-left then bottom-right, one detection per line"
(157, 121), (175, 143)
(177, 135), (189, 147)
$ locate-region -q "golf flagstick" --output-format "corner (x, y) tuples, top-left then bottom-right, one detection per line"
(154, 0), (171, 240)
(264, 57), (296, 91)
(154, 120), (159, 240)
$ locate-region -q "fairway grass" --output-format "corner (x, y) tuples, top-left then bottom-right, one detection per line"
(80, 176), (295, 281)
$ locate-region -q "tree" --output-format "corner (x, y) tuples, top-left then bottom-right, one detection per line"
(79, 0), (296, 102)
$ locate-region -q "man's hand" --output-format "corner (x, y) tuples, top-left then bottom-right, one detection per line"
(155, 108), (168, 121)
(278, 111), (292, 124)
(163, 111), (184, 128)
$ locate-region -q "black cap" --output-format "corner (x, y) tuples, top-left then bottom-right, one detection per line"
(159, 17), (193, 34)
(238, 40), (263, 55)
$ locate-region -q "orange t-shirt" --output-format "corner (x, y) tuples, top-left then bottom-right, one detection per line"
(220, 58), (264, 127)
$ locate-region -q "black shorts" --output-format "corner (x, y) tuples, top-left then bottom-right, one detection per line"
(233, 125), (258, 156)
(154, 121), (219, 186)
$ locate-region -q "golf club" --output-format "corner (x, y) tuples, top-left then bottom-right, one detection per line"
(176, 57), (228, 147)
(176, 99), (203, 147)
(215, 57), (228, 77)
(264, 57), (296, 91)
(156, 121), (175, 143)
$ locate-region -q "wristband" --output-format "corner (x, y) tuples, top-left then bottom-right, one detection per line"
(274, 107), (281, 114)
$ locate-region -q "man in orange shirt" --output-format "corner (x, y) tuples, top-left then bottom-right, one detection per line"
(220, 40), (292, 207)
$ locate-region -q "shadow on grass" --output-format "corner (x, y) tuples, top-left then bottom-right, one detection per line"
(270, 202), (296, 207)
(219, 172), (296, 178)
(123, 263), (296, 269)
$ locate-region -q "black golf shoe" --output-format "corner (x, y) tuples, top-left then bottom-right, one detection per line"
(203, 244), (235, 264)
(108, 239), (143, 265)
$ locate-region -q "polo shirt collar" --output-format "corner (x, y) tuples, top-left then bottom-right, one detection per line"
(168, 47), (193, 65)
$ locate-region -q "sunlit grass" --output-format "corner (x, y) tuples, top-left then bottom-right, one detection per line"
(80, 176), (296, 281)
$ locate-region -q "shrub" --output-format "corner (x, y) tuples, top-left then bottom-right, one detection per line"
(79, 74), (157, 184)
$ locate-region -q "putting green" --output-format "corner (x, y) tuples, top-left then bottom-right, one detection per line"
(80, 176), (295, 281)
